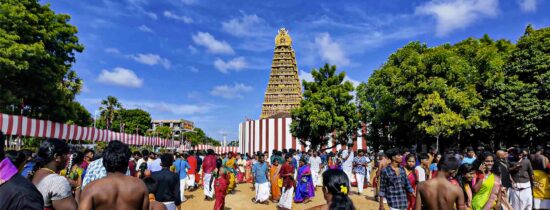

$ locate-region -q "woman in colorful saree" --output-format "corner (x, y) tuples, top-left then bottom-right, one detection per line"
(269, 158), (282, 202)
(245, 154), (253, 183)
(471, 152), (502, 210)
(294, 158), (315, 203)
(224, 152), (237, 193)
(458, 163), (477, 210)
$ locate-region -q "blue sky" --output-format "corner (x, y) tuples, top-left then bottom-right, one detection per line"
(43, 0), (549, 142)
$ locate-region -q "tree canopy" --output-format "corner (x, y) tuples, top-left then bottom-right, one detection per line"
(495, 25), (550, 144)
(290, 64), (358, 150)
(357, 26), (550, 150)
(0, 0), (84, 122)
(111, 109), (152, 135)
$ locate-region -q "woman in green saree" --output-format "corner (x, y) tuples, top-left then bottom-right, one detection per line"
(471, 152), (502, 210)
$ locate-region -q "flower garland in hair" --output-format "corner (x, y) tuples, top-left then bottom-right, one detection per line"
(340, 185), (348, 195)
(65, 153), (74, 178)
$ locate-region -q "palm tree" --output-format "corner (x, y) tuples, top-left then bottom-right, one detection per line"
(100, 96), (121, 130)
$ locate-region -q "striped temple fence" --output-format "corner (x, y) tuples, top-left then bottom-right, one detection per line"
(0, 112), (178, 148)
(238, 117), (368, 158)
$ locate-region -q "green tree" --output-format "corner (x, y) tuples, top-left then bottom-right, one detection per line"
(357, 37), (511, 149)
(71, 102), (92, 126)
(496, 25), (550, 143)
(0, 0), (84, 122)
(155, 126), (172, 139)
(111, 109), (151, 135)
(290, 64), (358, 150)
(99, 96), (121, 130)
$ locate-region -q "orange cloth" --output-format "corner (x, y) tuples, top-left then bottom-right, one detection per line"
(270, 165), (281, 201)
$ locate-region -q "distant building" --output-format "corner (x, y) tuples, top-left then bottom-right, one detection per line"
(151, 119), (194, 137)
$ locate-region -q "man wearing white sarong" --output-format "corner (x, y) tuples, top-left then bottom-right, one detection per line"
(341, 147), (354, 185)
(202, 149), (217, 200)
(309, 151), (322, 187)
(252, 154), (270, 204)
(278, 154), (295, 210)
(174, 153), (190, 202)
(510, 150), (534, 210)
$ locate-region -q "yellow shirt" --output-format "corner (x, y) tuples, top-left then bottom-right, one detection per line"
(533, 170), (550, 199)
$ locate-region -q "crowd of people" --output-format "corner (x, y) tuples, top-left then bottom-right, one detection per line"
(1, 129), (550, 210)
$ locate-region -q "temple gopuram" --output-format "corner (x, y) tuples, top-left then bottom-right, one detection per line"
(260, 28), (302, 119)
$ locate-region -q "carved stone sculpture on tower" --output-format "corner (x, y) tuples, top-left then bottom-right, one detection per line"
(260, 28), (302, 119)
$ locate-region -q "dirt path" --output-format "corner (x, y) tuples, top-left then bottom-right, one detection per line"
(180, 182), (382, 210)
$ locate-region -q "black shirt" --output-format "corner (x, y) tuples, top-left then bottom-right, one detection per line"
(497, 159), (512, 188)
(0, 174), (44, 210)
(151, 168), (181, 205)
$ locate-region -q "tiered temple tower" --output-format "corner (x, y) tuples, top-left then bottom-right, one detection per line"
(260, 28), (302, 119)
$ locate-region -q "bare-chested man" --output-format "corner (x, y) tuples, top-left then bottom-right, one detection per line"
(415, 155), (465, 210)
(79, 140), (149, 210)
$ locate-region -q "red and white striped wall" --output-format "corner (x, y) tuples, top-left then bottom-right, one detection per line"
(238, 118), (367, 157)
(0, 113), (178, 147)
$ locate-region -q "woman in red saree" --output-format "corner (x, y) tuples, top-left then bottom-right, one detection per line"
(245, 154), (253, 183)
(404, 154), (417, 210)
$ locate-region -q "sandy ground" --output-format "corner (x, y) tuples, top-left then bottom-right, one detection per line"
(180, 182), (382, 210)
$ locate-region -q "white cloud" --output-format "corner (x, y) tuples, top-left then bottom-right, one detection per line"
(214, 57), (247, 74)
(129, 53), (171, 69)
(97, 67), (143, 88)
(138, 25), (153, 33)
(299, 70), (361, 87)
(187, 91), (200, 99)
(222, 13), (268, 37)
(192, 32), (234, 54)
(189, 66), (199, 73)
(415, 0), (499, 36)
(123, 100), (213, 115)
(104, 48), (121, 54)
(299, 70), (314, 82)
(210, 83), (253, 99)
(314, 33), (351, 66)
(163, 11), (193, 23)
(144, 11), (158, 20)
(188, 45), (198, 54)
(344, 76), (361, 87)
(518, 0), (537, 12)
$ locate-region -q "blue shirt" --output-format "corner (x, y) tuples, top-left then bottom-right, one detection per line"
(82, 158), (130, 189)
(379, 166), (414, 209)
(174, 159), (190, 180)
(20, 161), (35, 178)
(462, 157), (476, 165)
(291, 157), (298, 172)
(353, 156), (369, 175)
(252, 162), (268, 184)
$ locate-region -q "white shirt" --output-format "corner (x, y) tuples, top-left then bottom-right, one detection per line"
(415, 165), (427, 182)
(148, 158), (162, 172)
(341, 150), (354, 171)
(136, 158), (145, 171)
(309, 156), (322, 172)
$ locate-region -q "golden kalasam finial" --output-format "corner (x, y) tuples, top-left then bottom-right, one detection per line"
(275, 28), (291, 46)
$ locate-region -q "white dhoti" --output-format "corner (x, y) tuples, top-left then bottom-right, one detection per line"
(344, 169), (353, 185)
(187, 174), (195, 188)
(278, 187), (294, 209)
(510, 182), (533, 210)
(203, 173), (214, 198)
(311, 170), (320, 186)
(179, 179), (187, 201)
(356, 173), (365, 194)
(163, 202), (176, 210)
(254, 182), (270, 202)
